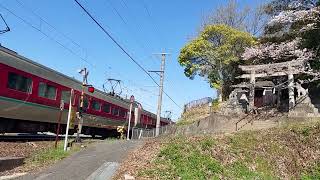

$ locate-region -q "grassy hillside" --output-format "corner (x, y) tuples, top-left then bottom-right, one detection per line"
(177, 101), (219, 126)
(115, 120), (320, 179)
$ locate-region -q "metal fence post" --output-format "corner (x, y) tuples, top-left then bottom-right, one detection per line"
(139, 129), (142, 139)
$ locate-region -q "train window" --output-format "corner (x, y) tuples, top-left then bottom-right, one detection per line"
(119, 110), (126, 118)
(102, 104), (110, 113)
(83, 96), (89, 111)
(112, 107), (119, 116)
(91, 100), (101, 111)
(7, 72), (32, 93)
(61, 90), (71, 104)
(38, 82), (57, 100)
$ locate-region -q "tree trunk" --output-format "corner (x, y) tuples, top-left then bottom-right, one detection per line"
(217, 89), (223, 102)
(218, 66), (224, 102)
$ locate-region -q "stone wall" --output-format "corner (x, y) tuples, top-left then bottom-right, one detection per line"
(289, 95), (320, 117)
(168, 112), (320, 136)
(171, 114), (241, 135)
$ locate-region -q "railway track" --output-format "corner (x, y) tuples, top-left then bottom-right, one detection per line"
(0, 134), (99, 142)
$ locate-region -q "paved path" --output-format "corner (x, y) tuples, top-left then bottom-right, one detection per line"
(17, 140), (143, 180)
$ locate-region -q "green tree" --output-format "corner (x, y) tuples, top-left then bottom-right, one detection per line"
(179, 25), (255, 101)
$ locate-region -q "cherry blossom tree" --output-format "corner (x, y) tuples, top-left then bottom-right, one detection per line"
(242, 4), (319, 65)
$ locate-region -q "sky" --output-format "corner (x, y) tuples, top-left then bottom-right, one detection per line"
(0, 0), (265, 120)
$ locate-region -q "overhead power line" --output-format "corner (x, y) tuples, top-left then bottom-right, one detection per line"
(0, 1), (164, 110)
(104, 0), (157, 68)
(73, 0), (182, 110)
(140, 0), (166, 48)
(15, 0), (86, 57)
(0, 2), (94, 67)
(5, 1), (131, 89)
(139, 1), (180, 100)
(115, 0), (160, 67)
(119, 0), (158, 66)
(13, 0), (144, 92)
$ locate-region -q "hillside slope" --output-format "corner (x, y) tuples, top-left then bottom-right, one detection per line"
(177, 101), (221, 126)
(114, 120), (320, 179)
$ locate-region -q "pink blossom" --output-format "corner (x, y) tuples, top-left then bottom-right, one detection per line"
(242, 38), (315, 61)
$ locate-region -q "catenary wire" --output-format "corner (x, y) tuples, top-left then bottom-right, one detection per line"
(73, 0), (182, 110)
(4, 1), (158, 105)
(0, 2), (95, 68)
(1, 2), (178, 118)
(15, 0), (87, 57)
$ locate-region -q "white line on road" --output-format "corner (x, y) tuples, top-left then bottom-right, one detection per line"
(86, 162), (119, 180)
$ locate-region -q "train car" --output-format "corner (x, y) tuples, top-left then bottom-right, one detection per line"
(0, 46), (171, 137)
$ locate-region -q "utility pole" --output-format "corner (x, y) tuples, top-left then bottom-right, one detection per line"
(150, 53), (169, 137)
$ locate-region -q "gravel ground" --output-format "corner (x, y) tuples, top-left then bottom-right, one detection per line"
(0, 141), (54, 177)
(113, 138), (166, 180)
(0, 141), (53, 158)
(0, 140), (101, 177)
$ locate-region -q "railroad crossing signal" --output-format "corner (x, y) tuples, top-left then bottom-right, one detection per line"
(76, 67), (92, 142)
(88, 86), (95, 93)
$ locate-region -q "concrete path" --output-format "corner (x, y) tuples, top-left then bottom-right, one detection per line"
(17, 140), (143, 180)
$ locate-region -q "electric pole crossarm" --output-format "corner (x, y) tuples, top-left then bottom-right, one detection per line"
(148, 70), (164, 73)
(148, 70), (163, 77)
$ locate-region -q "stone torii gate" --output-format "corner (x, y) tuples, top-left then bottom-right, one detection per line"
(236, 60), (310, 110)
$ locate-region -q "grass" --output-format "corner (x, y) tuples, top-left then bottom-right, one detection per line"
(23, 141), (84, 170)
(177, 100), (221, 126)
(301, 163), (320, 180)
(177, 105), (211, 126)
(140, 136), (222, 179)
(135, 120), (320, 179)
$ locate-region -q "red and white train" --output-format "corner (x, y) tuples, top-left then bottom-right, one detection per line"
(0, 46), (171, 137)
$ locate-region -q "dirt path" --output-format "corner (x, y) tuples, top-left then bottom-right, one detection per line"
(17, 140), (143, 180)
